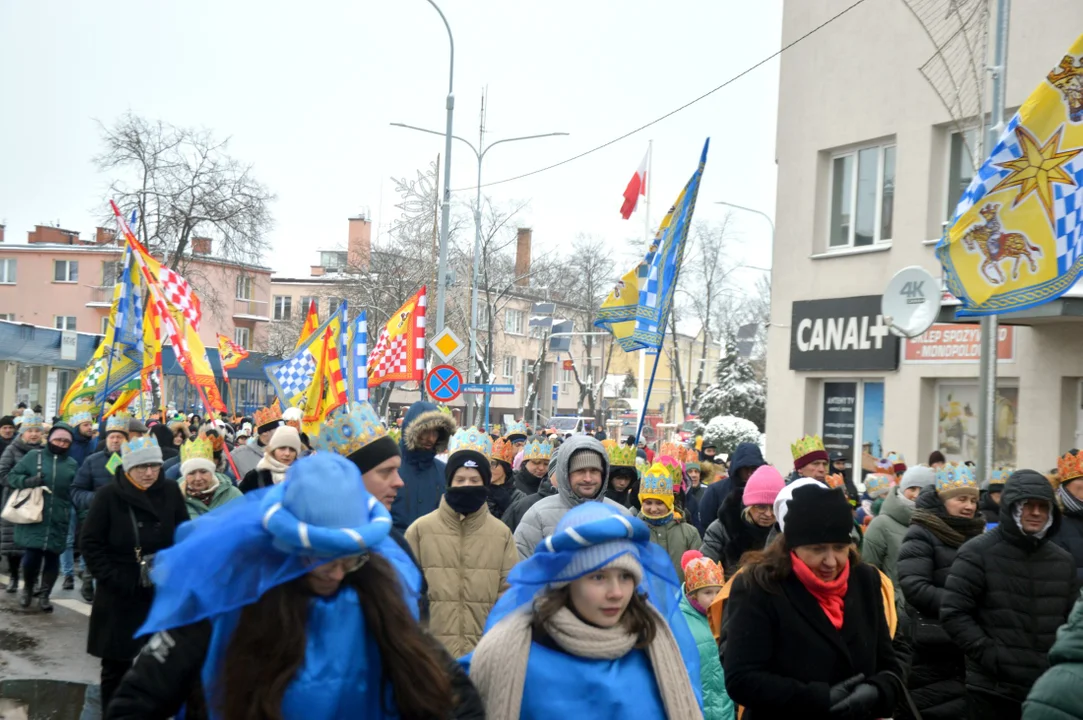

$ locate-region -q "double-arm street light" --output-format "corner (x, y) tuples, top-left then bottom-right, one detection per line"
(391, 121), (567, 425)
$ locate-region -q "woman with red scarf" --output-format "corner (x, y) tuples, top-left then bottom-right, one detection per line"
(723, 484), (900, 719)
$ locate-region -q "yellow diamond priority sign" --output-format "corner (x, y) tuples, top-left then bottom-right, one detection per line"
(429, 327), (463, 363)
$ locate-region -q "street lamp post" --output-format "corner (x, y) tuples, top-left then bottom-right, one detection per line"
(390, 120), (567, 426)
(425, 0), (455, 337)
(715, 200), (775, 269)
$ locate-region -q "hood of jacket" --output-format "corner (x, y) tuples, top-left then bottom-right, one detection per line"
(880, 486), (914, 527)
(552, 434), (610, 507)
(1000, 469), (1061, 547)
(400, 401), (456, 469)
(727, 443), (765, 488)
(1050, 594), (1083, 665)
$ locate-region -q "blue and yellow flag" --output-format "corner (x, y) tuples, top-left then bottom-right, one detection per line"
(938, 34), (1083, 316)
(595, 139), (709, 350)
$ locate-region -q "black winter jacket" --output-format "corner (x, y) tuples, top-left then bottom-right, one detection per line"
(980, 492), (1001, 526)
(105, 614), (485, 719)
(700, 490), (771, 578)
(897, 488), (985, 720)
(941, 470), (1078, 703)
(486, 480), (524, 521)
(724, 561), (899, 719)
(696, 442), (765, 535)
(1052, 501), (1083, 583)
(511, 465), (544, 496)
(239, 468), (275, 494)
(71, 450), (119, 515)
(81, 470), (188, 661)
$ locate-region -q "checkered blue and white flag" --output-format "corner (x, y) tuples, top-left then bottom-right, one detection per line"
(352, 311), (368, 402)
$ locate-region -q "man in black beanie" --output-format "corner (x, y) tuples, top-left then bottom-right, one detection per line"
(0, 416), (16, 457)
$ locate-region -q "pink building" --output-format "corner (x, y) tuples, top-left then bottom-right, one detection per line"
(0, 223), (272, 349)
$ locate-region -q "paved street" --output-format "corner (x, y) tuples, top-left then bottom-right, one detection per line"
(0, 571), (102, 719)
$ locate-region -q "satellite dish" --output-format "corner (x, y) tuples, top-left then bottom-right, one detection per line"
(882, 266), (939, 338)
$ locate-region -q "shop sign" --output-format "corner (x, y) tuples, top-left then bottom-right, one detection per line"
(822, 382), (857, 463)
(790, 295), (900, 371)
(904, 323), (1015, 363)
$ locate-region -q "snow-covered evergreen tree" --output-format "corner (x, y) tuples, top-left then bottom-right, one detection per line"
(697, 335), (766, 431)
(701, 415), (762, 455)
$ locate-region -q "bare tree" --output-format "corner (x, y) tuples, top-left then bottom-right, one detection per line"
(557, 235), (615, 421)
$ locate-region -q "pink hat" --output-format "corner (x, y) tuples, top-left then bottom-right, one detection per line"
(743, 465), (786, 507)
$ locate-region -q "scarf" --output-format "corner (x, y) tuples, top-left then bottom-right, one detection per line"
(1059, 485), (1083, 516)
(470, 604), (701, 720)
(256, 452), (290, 485)
(641, 511), (674, 526)
(185, 476), (221, 506)
(790, 552), (849, 631)
(911, 508), (985, 547)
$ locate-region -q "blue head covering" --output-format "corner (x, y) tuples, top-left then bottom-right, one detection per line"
(485, 502), (685, 632)
(139, 453), (421, 636)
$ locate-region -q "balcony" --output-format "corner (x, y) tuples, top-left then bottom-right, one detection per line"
(233, 297), (269, 322)
(85, 286), (113, 308)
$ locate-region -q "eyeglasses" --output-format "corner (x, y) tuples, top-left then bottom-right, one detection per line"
(129, 464), (160, 475)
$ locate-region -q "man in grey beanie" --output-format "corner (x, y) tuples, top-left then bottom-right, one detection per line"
(864, 464), (936, 609)
(513, 435), (631, 559)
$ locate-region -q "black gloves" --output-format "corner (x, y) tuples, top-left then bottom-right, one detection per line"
(827, 675), (864, 707)
(20, 474), (44, 488)
(830, 682), (881, 718)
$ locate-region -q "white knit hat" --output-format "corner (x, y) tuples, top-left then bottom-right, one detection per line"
(266, 425), (302, 454)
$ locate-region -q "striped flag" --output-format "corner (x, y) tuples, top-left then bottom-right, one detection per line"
(296, 299), (320, 350)
(348, 311), (369, 402)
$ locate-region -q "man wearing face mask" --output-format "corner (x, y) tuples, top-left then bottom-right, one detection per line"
(405, 428), (518, 657)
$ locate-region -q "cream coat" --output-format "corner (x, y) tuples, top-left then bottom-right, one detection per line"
(406, 496), (518, 657)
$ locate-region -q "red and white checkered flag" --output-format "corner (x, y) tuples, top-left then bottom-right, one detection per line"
(159, 266), (202, 330)
(368, 286), (427, 387)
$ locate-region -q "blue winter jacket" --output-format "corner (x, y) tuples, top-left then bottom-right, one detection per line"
(390, 401), (456, 533)
(696, 443), (765, 533)
(68, 432), (98, 467)
(70, 450), (116, 516)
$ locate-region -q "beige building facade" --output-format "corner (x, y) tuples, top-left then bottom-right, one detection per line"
(766, 0), (1083, 473)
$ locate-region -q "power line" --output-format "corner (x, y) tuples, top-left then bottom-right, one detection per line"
(458, 0), (874, 191)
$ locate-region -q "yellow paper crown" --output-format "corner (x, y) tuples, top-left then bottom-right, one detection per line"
(683, 556), (724, 593)
(1058, 452), (1083, 484)
(180, 435), (215, 465)
(254, 405), (283, 428)
(491, 437), (516, 464)
(790, 434), (825, 461)
(606, 442), (638, 468)
(640, 462), (674, 497)
(312, 402), (388, 457)
(522, 438), (552, 461)
(448, 427), (493, 459)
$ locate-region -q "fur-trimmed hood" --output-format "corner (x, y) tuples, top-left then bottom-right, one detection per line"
(401, 401), (456, 457)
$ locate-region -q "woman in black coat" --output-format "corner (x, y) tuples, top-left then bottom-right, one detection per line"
(724, 484), (899, 720)
(81, 437), (188, 713)
(1053, 452), (1083, 582)
(897, 485), (985, 720)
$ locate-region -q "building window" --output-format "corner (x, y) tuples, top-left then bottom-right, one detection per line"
(320, 251), (347, 270)
(529, 324), (545, 339)
(561, 367), (574, 392)
(829, 143), (896, 249)
(477, 304), (490, 329)
(502, 355), (516, 380)
(101, 315), (111, 335)
(298, 296), (318, 316)
(234, 327), (251, 349)
(0, 314), (15, 321)
(946, 128), (979, 223)
(327, 297), (343, 313)
(55, 316), (76, 331)
(505, 308), (525, 336)
(54, 260), (79, 283)
(273, 295), (292, 321)
(0, 259), (16, 284)
(236, 275), (253, 300)
(102, 260), (124, 286)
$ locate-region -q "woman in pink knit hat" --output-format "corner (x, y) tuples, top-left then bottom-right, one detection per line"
(700, 465), (786, 578)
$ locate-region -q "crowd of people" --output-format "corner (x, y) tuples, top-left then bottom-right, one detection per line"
(2, 398), (1082, 719)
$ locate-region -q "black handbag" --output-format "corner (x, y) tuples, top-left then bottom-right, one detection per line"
(127, 505), (156, 587)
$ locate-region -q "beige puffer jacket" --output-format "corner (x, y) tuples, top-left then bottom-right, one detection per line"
(405, 496), (519, 657)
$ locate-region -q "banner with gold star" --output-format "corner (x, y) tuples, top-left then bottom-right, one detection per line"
(937, 33), (1083, 316)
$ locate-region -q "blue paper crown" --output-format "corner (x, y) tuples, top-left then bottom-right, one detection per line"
(448, 427), (493, 459)
(936, 462), (978, 492)
(312, 402), (388, 457)
(864, 472), (894, 495)
(66, 410), (93, 426)
(522, 438), (552, 461)
(19, 412), (44, 430)
(122, 435), (160, 456)
(105, 413), (131, 435)
(504, 420), (527, 439)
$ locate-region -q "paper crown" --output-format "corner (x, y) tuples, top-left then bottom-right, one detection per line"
(989, 466), (1014, 486)
(682, 551), (724, 593)
(504, 420), (528, 440)
(864, 472), (894, 497)
(66, 410), (93, 426)
(825, 473), (846, 490)
(522, 438), (552, 461)
(180, 435), (215, 465)
(936, 462), (979, 496)
(105, 413), (131, 435)
(791, 434), (827, 465)
(253, 405), (283, 429)
(1059, 451), (1083, 484)
(874, 458), (897, 477)
(121, 435), (160, 457)
(448, 427), (493, 459)
(312, 402), (388, 457)
(657, 455), (684, 490)
(606, 441), (638, 469)
(640, 462), (674, 497)
(19, 412), (44, 430)
(491, 437), (516, 465)
(887, 451), (907, 472)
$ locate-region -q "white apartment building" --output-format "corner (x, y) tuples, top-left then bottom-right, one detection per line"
(766, 0), (1083, 473)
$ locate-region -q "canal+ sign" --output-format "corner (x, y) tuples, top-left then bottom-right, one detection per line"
(790, 295), (900, 372)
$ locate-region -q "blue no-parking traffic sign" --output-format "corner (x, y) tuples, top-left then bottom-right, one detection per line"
(426, 364), (463, 402)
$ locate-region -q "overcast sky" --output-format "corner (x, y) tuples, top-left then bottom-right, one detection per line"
(0, 0), (782, 284)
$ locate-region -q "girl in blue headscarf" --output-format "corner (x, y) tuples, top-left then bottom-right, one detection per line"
(464, 502), (705, 719)
(106, 452), (483, 720)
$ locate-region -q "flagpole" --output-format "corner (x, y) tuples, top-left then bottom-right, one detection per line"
(636, 141), (653, 427)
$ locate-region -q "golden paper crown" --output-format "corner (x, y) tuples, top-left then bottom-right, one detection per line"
(1049, 54), (1083, 87)
(640, 463), (674, 497)
(791, 434), (825, 461)
(522, 438), (552, 461)
(825, 473), (845, 490)
(683, 556), (724, 593)
(253, 405), (283, 428)
(935, 462), (978, 494)
(180, 435), (215, 465)
(448, 427), (493, 459)
(660, 442), (682, 459)
(105, 412), (131, 435)
(312, 402), (388, 457)
(491, 437), (516, 464)
(606, 442), (638, 468)
(1058, 451), (1083, 484)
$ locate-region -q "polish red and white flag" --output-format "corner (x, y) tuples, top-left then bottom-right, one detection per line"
(620, 151), (648, 219)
